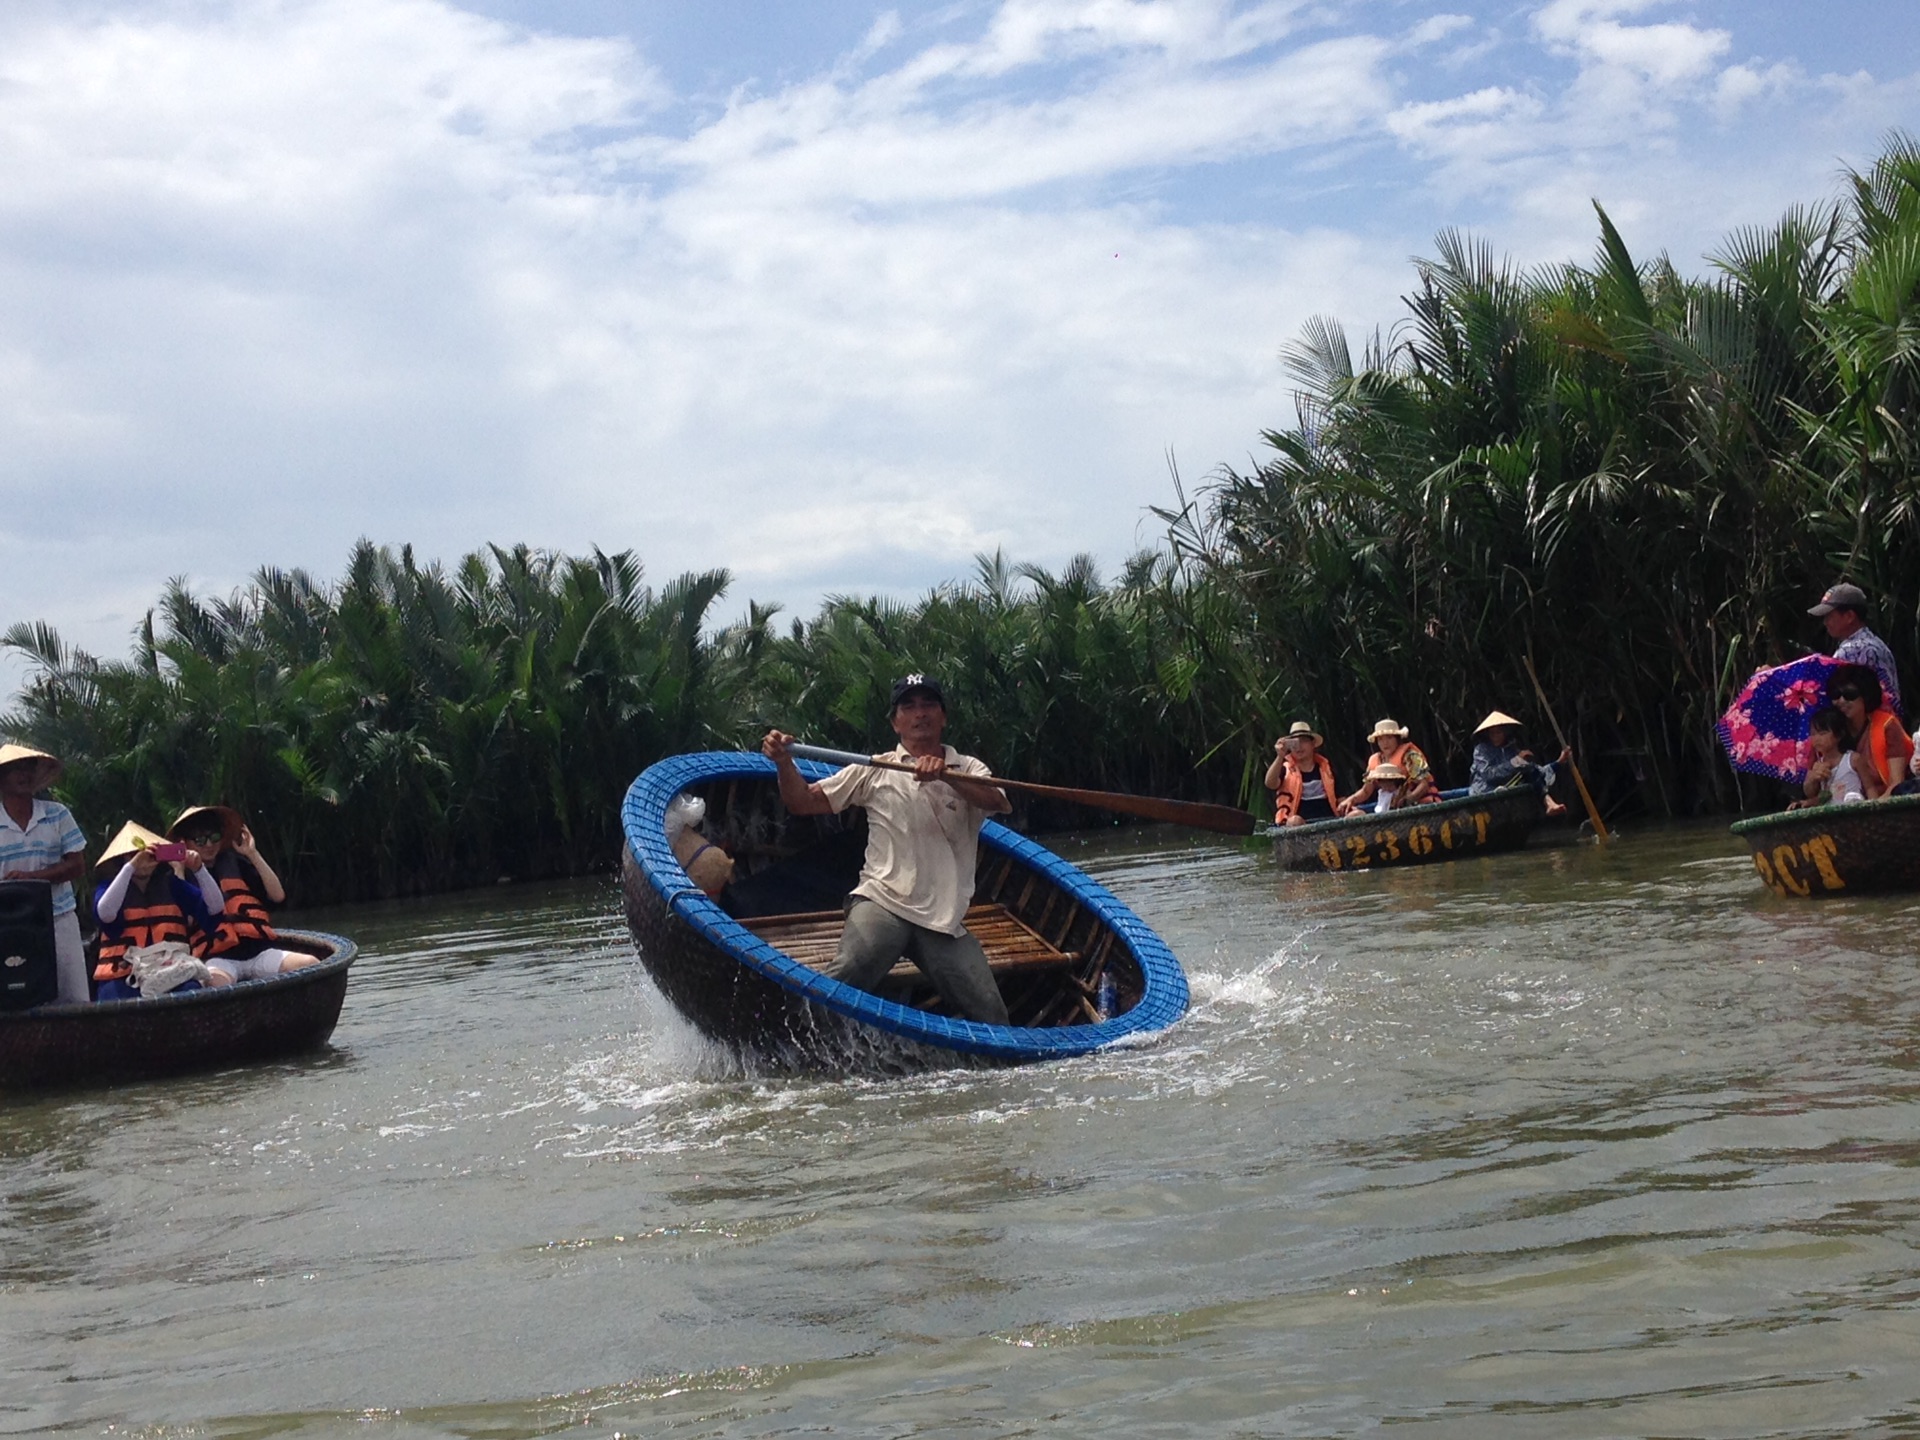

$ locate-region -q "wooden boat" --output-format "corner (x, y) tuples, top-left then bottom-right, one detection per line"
(620, 751), (1189, 1068)
(1253, 785), (1544, 872)
(1731, 794), (1920, 898)
(0, 930), (356, 1089)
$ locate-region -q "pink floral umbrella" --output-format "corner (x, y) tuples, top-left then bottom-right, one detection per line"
(1716, 653), (1845, 783)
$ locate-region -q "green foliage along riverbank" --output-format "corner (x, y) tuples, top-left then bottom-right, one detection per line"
(7, 136), (1920, 904)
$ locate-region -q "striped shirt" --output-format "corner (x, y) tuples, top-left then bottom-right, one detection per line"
(1836, 625), (1902, 718)
(0, 798), (87, 917)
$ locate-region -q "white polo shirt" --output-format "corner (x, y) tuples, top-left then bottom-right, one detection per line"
(816, 745), (999, 936)
(0, 797), (87, 918)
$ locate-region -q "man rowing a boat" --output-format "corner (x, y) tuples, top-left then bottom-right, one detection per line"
(763, 675), (1013, 1025)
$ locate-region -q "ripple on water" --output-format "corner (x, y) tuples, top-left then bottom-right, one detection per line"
(8, 825), (1920, 1437)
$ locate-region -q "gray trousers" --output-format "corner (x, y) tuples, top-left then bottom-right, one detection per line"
(830, 898), (1010, 1026)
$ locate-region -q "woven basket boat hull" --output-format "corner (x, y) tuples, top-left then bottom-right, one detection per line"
(0, 929), (355, 1089)
(1730, 794), (1920, 898)
(1253, 786), (1544, 872)
(621, 751), (1188, 1068)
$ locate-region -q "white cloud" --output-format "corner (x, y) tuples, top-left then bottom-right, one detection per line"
(0, 0), (1916, 694)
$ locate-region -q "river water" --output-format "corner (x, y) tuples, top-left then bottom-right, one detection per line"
(5, 822), (1920, 1438)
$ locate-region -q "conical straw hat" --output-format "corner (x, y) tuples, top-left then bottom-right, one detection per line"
(0, 742), (63, 791)
(167, 804), (245, 843)
(1473, 710), (1524, 735)
(99, 821), (169, 868)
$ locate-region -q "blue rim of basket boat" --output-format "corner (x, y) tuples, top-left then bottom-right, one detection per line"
(622, 751), (1189, 1060)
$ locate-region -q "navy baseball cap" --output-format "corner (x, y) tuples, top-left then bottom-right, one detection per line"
(889, 673), (946, 711)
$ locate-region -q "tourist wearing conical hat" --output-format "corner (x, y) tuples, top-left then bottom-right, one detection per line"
(1468, 711), (1569, 817)
(0, 743), (89, 1004)
(166, 806), (318, 985)
(1339, 718), (1437, 813)
(91, 822), (225, 1000)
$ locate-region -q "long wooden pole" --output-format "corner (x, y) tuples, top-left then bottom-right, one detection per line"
(787, 744), (1258, 836)
(1522, 653), (1611, 842)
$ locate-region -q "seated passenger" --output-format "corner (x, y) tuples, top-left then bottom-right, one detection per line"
(0, 742), (89, 1005)
(1790, 708), (1865, 809)
(92, 822), (222, 1000)
(166, 806), (318, 985)
(666, 793), (735, 897)
(1340, 719), (1436, 813)
(1828, 665), (1913, 799)
(1346, 762), (1408, 814)
(1468, 710), (1569, 817)
(1265, 721), (1341, 825)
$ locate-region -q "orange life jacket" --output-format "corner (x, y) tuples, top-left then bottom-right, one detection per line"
(1273, 753), (1339, 824)
(94, 873), (194, 982)
(1857, 708), (1915, 793)
(195, 855), (279, 958)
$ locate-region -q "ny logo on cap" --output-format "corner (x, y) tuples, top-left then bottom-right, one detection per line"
(904, 673), (925, 686)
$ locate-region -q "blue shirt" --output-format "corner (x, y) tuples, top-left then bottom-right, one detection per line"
(0, 798), (87, 917)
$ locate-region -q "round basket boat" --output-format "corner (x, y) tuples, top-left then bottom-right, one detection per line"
(1730, 793), (1920, 898)
(0, 929), (356, 1090)
(1252, 785), (1544, 873)
(620, 751), (1189, 1068)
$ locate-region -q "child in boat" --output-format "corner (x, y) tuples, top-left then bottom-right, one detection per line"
(1264, 721), (1341, 825)
(167, 806), (318, 985)
(92, 822), (223, 1000)
(1345, 761), (1408, 814)
(665, 793), (735, 897)
(1791, 707), (1866, 808)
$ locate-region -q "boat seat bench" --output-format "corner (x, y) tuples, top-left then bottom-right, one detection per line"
(740, 902), (1077, 981)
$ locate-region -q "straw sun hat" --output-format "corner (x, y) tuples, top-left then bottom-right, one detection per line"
(99, 821), (170, 869)
(0, 742), (63, 790)
(1371, 762), (1408, 782)
(1473, 710), (1524, 736)
(1366, 718), (1410, 742)
(1285, 720), (1324, 745)
(167, 805), (245, 844)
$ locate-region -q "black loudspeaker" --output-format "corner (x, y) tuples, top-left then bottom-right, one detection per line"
(0, 879), (57, 1011)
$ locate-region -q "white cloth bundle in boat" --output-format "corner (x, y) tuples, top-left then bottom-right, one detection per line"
(127, 942), (211, 997)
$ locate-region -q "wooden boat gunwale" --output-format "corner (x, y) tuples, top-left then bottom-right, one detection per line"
(0, 928), (357, 1089)
(1251, 784), (1544, 872)
(1730, 791), (1920, 898)
(621, 750), (1188, 1061)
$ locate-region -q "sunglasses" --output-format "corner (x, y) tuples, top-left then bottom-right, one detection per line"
(189, 831), (224, 846)
(1832, 689), (1865, 702)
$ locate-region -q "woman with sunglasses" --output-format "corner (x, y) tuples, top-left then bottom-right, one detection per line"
(165, 806), (318, 985)
(1828, 664), (1913, 800)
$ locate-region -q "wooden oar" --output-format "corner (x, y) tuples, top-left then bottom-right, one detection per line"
(787, 744), (1258, 836)
(1522, 653), (1612, 842)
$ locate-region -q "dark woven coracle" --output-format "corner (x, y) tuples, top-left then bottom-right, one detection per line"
(621, 751), (1189, 1069)
(1257, 786), (1544, 873)
(0, 930), (356, 1090)
(1730, 794), (1920, 898)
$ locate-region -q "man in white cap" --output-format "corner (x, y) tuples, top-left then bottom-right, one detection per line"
(763, 674), (1012, 1025)
(1811, 582), (1901, 718)
(0, 743), (89, 1004)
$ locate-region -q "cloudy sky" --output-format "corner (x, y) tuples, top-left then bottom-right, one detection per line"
(2, 0), (1916, 684)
